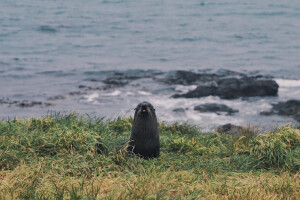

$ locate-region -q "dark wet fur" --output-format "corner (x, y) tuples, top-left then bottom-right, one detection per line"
(127, 101), (160, 158)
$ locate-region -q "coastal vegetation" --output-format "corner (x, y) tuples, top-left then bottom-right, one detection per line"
(0, 113), (299, 199)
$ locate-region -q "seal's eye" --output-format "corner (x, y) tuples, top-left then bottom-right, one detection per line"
(135, 104), (142, 110)
(149, 105), (155, 110)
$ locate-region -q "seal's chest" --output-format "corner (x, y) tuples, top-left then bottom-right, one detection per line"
(134, 137), (157, 149)
(133, 142), (158, 158)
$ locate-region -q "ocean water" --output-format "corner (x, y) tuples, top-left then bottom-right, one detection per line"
(1, 0), (300, 130)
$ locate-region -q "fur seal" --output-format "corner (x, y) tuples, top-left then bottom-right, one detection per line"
(127, 101), (160, 158)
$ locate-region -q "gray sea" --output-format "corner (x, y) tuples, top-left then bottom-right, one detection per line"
(1, 0), (300, 130)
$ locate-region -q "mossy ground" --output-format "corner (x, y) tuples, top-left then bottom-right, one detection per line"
(0, 113), (299, 199)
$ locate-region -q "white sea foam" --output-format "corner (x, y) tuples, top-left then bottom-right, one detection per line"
(174, 85), (197, 93)
(276, 79), (300, 100)
(276, 79), (300, 87)
(101, 90), (121, 96)
(148, 93), (281, 130)
(80, 77), (300, 131)
(85, 92), (99, 102)
(138, 91), (152, 96)
(125, 91), (134, 96)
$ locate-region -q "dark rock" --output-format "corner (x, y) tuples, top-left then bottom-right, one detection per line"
(194, 103), (238, 115)
(173, 108), (188, 113)
(160, 70), (220, 85)
(260, 100), (300, 122)
(47, 95), (66, 101)
(69, 91), (86, 96)
(217, 123), (258, 136)
(217, 77), (278, 99)
(1, 98), (53, 107)
(160, 69), (246, 85)
(103, 78), (129, 86)
(161, 70), (204, 85)
(38, 25), (57, 33)
(272, 100), (300, 116)
(78, 85), (103, 90)
(217, 123), (244, 135)
(0, 98), (18, 105)
(173, 84), (217, 98)
(88, 78), (101, 82)
(17, 101), (42, 107)
(259, 111), (273, 116)
(214, 69), (246, 77)
(17, 101), (53, 108)
(294, 113), (300, 122)
(173, 77), (278, 99)
(103, 69), (163, 86)
(44, 103), (54, 107)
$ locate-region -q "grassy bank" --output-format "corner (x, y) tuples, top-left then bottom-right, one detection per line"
(0, 113), (299, 199)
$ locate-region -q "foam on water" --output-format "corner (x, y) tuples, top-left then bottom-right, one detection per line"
(276, 79), (300, 88)
(276, 79), (300, 100)
(74, 77), (299, 131)
(137, 91), (152, 96)
(174, 85), (198, 93)
(101, 90), (121, 97)
(85, 92), (99, 103)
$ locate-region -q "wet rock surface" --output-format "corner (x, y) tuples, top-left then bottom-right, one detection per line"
(47, 95), (66, 101)
(217, 123), (258, 136)
(69, 91), (87, 96)
(0, 98), (53, 108)
(79, 69), (279, 100)
(17, 101), (50, 108)
(159, 70), (214, 85)
(102, 69), (163, 86)
(217, 123), (244, 135)
(2, 69), (292, 128)
(38, 25), (57, 33)
(172, 108), (188, 113)
(260, 100), (300, 122)
(173, 77), (278, 99)
(194, 103), (238, 115)
(160, 69), (246, 85)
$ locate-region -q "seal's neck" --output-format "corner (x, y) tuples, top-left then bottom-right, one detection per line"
(133, 116), (157, 136)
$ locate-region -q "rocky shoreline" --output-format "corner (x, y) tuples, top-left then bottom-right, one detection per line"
(1, 69), (299, 129)
(260, 100), (300, 123)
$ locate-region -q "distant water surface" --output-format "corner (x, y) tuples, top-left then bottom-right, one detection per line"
(0, 0), (300, 130)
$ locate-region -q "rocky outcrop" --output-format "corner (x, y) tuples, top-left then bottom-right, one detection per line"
(217, 123), (258, 136)
(159, 69), (245, 85)
(103, 69), (163, 86)
(217, 123), (244, 135)
(172, 108), (188, 113)
(194, 103), (238, 115)
(47, 95), (66, 101)
(173, 77), (278, 99)
(260, 100), (300, 122)
(84, 69), (278, 100)
(160, 70), (214, 85)
(0, 98), (53, 108)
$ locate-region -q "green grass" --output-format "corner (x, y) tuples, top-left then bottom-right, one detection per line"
(0, 113), (299, 199)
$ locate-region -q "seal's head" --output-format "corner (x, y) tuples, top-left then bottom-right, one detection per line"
(134, 101), (156, 119)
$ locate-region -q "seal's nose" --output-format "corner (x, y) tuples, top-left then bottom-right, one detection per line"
(142, 103), (147, 108)
(141, 103), (148, 112)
